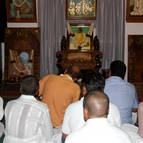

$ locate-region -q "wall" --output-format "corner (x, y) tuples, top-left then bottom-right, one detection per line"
(125, 23), (143, 80)
(1, 0), (39, 78)
(125, 23), (143, 100)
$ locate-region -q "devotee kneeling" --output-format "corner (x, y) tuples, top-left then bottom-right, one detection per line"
(65, 91), (132, 143)
(62, 72), (121, 142)
(4, 75), (53, 143)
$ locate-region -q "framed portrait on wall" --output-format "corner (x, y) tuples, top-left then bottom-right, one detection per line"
(128, 35), (143, 82)
(66, 0), (96, 20)
(126, 0), (143, 22)
(6, 0), (37, 22)
(5, 28), (40, 83)
(67, 23), (94, 51)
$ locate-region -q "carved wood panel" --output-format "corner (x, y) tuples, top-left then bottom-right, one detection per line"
(4, 28), (40, 83)
(128, 35), (143, 101)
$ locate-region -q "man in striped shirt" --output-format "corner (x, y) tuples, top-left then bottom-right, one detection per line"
(4, 75), (53, 143)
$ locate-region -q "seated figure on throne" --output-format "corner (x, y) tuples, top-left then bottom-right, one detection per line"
(70, 27), (89, 50)
(67, 23), (94, 51)
(9, 50), (33, 81)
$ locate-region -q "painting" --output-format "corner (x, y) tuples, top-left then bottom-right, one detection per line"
(67, 23), (94, 51)
(5, 28), (40, 83)
(6, 0), (37, 22)
(126, 0), (143, 22)
(128, 35), (143, 101)
(66, 0), (96, 20)
(128, 35), (143, 82)
(8, 50), (34, 80)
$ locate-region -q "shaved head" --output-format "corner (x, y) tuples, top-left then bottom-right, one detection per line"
(83, 91), (109, 119)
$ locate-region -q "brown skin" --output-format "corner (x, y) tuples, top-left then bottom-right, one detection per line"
(132, 108), (138, 112)
(84, 108), (107, 121)
(83, 92), (109, 120)
(62, 133), (68, 141)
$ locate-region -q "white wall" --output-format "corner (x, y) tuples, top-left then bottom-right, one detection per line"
(125, 23), (143, 80)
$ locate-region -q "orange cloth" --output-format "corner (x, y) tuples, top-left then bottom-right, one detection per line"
(39, 74), (80, 127)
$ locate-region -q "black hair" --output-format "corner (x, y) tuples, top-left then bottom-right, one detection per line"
(110, 60), (126, 79)
(20, 75), (39, 95)
(82, 71), (105, 93)
(66, 65), (80, 79)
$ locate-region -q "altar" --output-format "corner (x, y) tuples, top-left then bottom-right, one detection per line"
(56, 23), (102, 73)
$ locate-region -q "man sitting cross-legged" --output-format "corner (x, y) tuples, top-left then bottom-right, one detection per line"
(65, 91), (132, 143)
(120, 101), (143, 143)
(104, 60), (138, 124)
(4, 75), (53, 143)
(62, 72), (121, 142)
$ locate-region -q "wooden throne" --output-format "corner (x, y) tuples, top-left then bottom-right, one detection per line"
(56, 23), (102, 74)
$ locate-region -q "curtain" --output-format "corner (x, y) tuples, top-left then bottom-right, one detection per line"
(96, 0), (125, 69)
(38, 0), (125, 77)
(38, 0), (66, 78)
(38, 0), (96, 78)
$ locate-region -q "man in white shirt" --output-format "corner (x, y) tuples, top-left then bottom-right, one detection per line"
(65, 91), (132, 143)
(62, 73), (121, 142)
(120, 102), (143, 143)
(4, 75), (53, 143)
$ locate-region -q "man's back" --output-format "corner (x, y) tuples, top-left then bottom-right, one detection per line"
(39, 74), (80, 127)
(62, 98), (121, 135)
(104, 76), (138, 124)
(4, 95), (53, 143)
(65, 118), (131, 143)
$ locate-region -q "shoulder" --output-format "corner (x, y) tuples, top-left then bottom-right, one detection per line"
(109, 103), (119, 111)
(0, 97), (3, 105)
(6, 99), (18, 106)
(30, 100), (50, 113)
(66, 100), (83, 113)
(40, 74), (56, 82)
(35, 100), (49, 109)
(7, 98), (49, 112)
(72, 82), (80, 91)
(65, 80), (80, 92)
(5, 99), (19, 112)
(111, 126), (131, 142)
(126, 81), (136, 89)
(108, 103), (121, 127)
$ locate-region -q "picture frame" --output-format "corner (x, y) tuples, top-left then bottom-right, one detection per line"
(6, 0), (37, 22)
(126, 0), (143, 22)
(4, 28), (40, 83)
(66, 0), (96, 20)
(67, 23), (94, 52)
(128, 35), (143, 82)
(128, 35), (143, 101)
